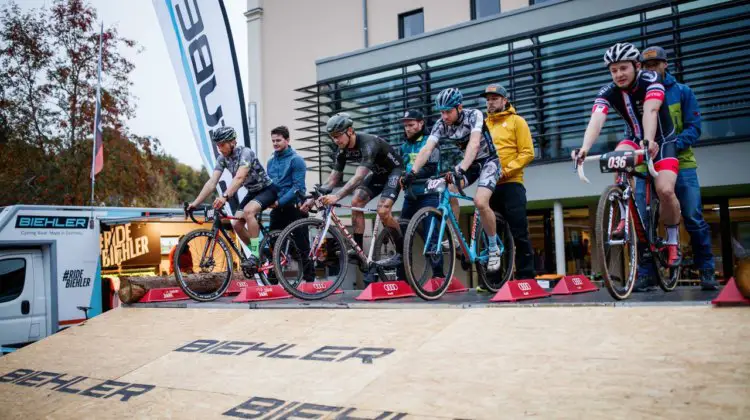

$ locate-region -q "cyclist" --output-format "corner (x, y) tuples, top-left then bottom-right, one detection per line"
(571, 42), (682, 267)
(402, 88), (503, 271)
(188, 126), (276, 270)
(302, 113), (404, 268)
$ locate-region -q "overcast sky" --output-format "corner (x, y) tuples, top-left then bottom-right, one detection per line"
(7, 0), (249, 169)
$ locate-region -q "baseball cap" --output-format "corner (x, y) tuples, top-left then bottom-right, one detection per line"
(641, 46), (668, 62)
(401, 109), (424, 121)
(479, 84), (510, 99)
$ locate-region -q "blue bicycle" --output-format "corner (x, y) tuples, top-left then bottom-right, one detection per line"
(402, 172), (515, 300)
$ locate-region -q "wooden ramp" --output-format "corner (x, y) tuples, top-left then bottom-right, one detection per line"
(1, 306), (748, 419)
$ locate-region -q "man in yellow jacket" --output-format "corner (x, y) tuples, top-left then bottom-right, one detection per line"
(481, 84), (536, 280)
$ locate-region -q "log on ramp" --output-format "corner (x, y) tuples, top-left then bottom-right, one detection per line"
(1, 306), (749, 419)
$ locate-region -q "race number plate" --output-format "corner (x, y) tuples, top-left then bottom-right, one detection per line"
(599, 151), (637, 173)
(204, 208), (215, 221)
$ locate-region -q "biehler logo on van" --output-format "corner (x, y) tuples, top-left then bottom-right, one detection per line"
(15, 215), (89, 229)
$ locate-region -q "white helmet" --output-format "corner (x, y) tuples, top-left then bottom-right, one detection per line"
(604, 43), (640, 66)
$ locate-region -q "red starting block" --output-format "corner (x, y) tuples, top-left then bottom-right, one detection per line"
(550, 274), (598, 295)
(232, 285), (292, 302)
(138, 287), (189, 303)
(297, 280), (343, 295)
(224, 279), (255, 296)
(355, 280), (416, 301)
(712, 278), (750, 305)
(421, 276), (468, 293)
(490, 279), (550, 302)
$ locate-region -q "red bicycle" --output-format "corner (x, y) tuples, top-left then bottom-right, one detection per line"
(575, 140), (680, 300)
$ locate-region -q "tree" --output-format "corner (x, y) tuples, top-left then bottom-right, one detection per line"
(0, 0), (205, 207)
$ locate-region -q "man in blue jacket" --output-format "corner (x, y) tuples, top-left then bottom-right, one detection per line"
(267, 126), (314, 282)
(398, 110), (444, 279)
(635, 46), (718, 291)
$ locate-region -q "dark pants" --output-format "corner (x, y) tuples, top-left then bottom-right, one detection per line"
(636, 167), (714, 278)
(490, 182), (535, 279)
(270, 205), (315, 281)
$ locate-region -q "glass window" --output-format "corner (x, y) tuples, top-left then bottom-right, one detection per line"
(471, 0), (500, 20)
(0, 259), (26, 303)
(399, 9), (424, 39)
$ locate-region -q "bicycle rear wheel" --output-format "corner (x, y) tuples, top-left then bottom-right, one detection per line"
(403, 207), (456, 300)
(273, 218), (348, 300)
(476, 213), (515, 293)
(257, 230), (280, 285)
(596, 185), (638, 300)
(173, 229), (233, 301)
(372, 225), (402, 281)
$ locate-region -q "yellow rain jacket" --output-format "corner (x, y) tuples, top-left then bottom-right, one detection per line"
(485, 105), (535, 184)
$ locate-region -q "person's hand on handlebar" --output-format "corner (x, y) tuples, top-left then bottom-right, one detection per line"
(640, 139), (659, 159)
(212, 195), (228, 210)
(571, 148), (587, 166)
(400, 171), (416, 188)
(449, 165), (466, 186)
(319, 194), (339, 206)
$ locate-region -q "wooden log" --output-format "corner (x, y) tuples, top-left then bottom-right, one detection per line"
(118, 272), (246, 303)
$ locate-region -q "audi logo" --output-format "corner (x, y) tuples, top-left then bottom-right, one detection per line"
(571, 277), (583, 286)
(517, 282), (532, 291)
(313, 283), (327, 290)
(383, 284), (399, 292)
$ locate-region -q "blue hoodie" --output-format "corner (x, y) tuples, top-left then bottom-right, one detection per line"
(663, 72), (700, 169)
(267, 146), (306, 206)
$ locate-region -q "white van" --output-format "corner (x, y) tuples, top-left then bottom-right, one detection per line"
(0, 205), (186, 353)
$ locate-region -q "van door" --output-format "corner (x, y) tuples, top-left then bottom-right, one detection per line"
(0, 251), (38, 347)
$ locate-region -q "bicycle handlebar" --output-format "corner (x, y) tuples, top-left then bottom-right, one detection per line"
(574, 142), (658, 184)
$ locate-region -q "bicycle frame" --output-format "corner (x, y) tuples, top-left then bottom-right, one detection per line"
(422, 186), (502, 264)
(309, 204), (383, 267)
(605, 170), (665, 256)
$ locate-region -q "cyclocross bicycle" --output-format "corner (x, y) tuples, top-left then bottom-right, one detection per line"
(402, 170), (515, 300)
(174, 203), (285, 301)
(575, 140), (680, 300)
(271, 185), (400, 300)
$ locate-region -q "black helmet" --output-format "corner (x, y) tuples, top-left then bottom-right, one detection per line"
(325, 113), (354, 135)
(212, 126), (237, 143)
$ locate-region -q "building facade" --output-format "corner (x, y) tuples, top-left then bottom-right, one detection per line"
(246, 0), (750, 283)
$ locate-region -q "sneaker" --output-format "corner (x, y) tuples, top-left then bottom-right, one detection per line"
(241, 255), (259, 270)
(634, 276), (656, 292)
(699, 269), (719, 291)
(611, 219), (626, 239)
(666, 244), (682, 267)
(487, 249), (501, 272)
(363, 269), (378, 286)
(476, 285), (491, 294)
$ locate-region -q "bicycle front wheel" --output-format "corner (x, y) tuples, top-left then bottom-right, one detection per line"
(596, 185), (638, 300)
(476, 213), (515, 293)
(273, 218), (348, 300)
(403, 207), (456, 300)
(174, 229), (233, 302)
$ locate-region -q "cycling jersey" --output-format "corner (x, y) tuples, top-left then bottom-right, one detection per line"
(593, 70), (676, 142)
(593, 70), (679, 173)
(213, 145), (273, 193)
(334, 133), (402, 175)
(426, 108), (497, 162)
(334, 133), (403, 201)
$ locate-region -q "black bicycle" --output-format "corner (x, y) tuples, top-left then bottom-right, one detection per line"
(575, 140), (680, 300)
(174, 203), (285, 301)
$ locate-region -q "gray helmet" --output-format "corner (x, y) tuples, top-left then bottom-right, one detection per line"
(211, 126), (237, 143)
(325, 113), (354, 135)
